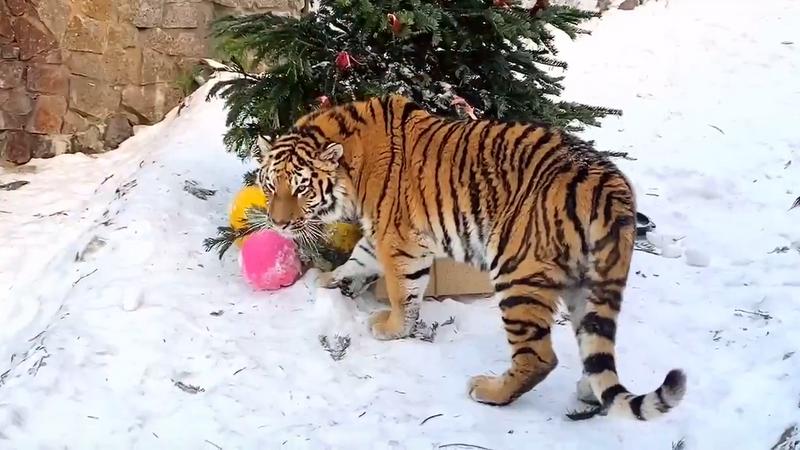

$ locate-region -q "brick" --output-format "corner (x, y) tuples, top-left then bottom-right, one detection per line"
(74, 0), (114, 20)
(64, 15), (107, 54)
(69, 77), (120, 119)
(26, 94), (68, 134)
(141, 48), (178, 84)
(12, 16), (58, 61)
(27, 64), (69, 95)
(0, 111), (26, 130)
(103, 114), (132, 149)
(1, 88), (32, 115)
(0, 130), (33, 164)
(140, 28), (206, 57)
(133, 0), (164, 28)
(0, 61), (25, 89)
(162, 2), (212, 29)
(6, 0), (27, 16)
(1, 44), (21, 59)
(108, 22), (138, 49)
(122, 83), (183, 123)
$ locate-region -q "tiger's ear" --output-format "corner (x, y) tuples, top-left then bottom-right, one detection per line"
(253, 135), (272, 165)
(320, 142), (343, 162)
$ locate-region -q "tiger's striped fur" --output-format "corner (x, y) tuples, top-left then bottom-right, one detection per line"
(256, 95), (686, 420)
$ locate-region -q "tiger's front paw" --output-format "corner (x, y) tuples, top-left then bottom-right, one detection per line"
(317, 271), (339, 289)
(468, 375), (514, 406)
(369, 310), (412, 340)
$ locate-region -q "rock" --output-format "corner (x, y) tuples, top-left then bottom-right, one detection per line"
(70, 124), (105, 154)
(210, 0), (241, 7)
(106, 47), (142, 85)
(1, 44), (21, 59)
(162, 2), (212, 29)
(103, 115), (133, 149)
(69, 77), (120, 119)
(133, 0), (164, 28)
(26, 94), (68, 134)
(12, 16), (58, 60)
(66, 51), (105, 79)
(68, 49), (141, 85)
(33, 0), (71, 42)
(0, 15), (15, 43)
(141, 28), (206, 57)
(0, 130), (33, 164)
(251, 0), (291, 9)
(122, 83), (183, 123)
(0, 111), (26, 130)
(31, 133), (71, 158)
(618, 0), (638, 10)
(64, 15), (107, 54)
(0, 61), (25, 89)
(6, 0), (27, 16)
(43, 49), (64, 64)
(141, 48), (178, 84)
(74, 0), (114, 21)
(62, 109), (92, 133)
(27, 64), (69, 95)
(1, 88), (33, 115)
(107, 22), (138, 49)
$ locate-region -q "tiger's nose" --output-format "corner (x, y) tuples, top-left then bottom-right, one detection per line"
(272, 217), (290, 227)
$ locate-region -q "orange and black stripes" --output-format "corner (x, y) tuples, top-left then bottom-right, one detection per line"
(259, 94), (686, 420)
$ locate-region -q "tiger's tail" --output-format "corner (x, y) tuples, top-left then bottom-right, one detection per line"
(570, 177), (687, 421)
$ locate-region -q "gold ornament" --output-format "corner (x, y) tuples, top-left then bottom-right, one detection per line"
(229, 185), (269, 247)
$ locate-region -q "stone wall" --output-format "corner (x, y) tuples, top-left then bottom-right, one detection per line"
(1, 0), (299, 165)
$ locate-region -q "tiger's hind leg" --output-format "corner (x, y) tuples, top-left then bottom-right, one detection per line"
(563, 288), (600, 405)
(318, 237), (382, 298)
(468, 262), (564, 406)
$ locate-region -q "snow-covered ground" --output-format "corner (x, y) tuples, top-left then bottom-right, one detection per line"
(1, 0), (799, 448)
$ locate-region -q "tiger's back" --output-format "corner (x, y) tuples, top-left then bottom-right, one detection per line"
(263, 95), (686, 420)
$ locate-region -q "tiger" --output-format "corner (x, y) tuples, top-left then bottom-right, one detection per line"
(255, 94), (686, 420)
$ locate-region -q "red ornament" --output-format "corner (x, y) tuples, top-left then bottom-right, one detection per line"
(335, 51), (353, 71)
(387, 13), (403, 34)
(530, 0), (550, 15)
(451, 96), (477, 120)
(317, 95), (332, 109)
(493, 0), (510, 8)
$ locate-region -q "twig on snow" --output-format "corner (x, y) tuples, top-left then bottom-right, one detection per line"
(734, 309), (773, 320)
(233, 367), (247, 375)
(0, 180), (29, 191)
(73, 268), (98, 286)
(173, 380), (205, 394)
(205, 439), (223, 450)
(439, 444), (494, 450)
(708, 124), (725, 134)
(319, 335), (351, 361)
(184, 179), (216, 200)
(672, 439), (686, 450)
(420, 413), (443, 425)
(413, 316), (456, 343)
(790, 196), (800, 211)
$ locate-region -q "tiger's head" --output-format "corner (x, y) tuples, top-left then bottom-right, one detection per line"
(254, 132), (349, 238)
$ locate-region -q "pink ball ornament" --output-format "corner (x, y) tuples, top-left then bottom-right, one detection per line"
(240, 229), (302, 290)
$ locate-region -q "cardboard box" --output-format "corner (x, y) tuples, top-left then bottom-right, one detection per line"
(372, 258), (493, 299)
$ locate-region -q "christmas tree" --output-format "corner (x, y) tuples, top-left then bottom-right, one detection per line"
(208, 0), (621, 164)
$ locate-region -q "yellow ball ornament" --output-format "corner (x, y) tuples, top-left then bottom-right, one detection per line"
(326, 222), (362, 254)
(229, 185), (269, 247)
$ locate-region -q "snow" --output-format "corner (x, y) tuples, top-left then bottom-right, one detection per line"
(1, 0), (799, 448)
